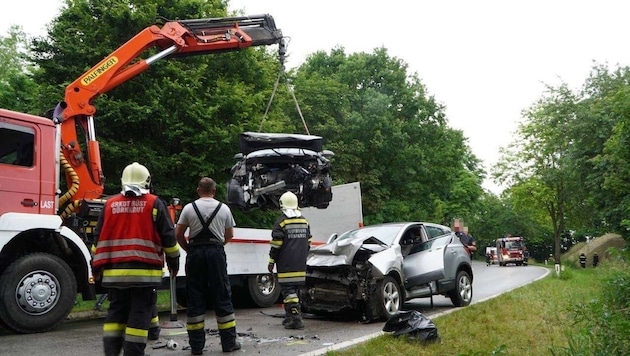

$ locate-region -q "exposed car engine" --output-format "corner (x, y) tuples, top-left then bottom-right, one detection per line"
(227, 132), (334, 211)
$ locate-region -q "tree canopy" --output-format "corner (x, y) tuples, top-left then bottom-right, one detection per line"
(2, 0), (630, 258)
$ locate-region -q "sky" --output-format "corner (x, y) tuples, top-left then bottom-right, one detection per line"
(3, 1), (630, 194)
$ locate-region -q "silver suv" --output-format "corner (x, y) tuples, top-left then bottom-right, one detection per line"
(301, 222), (473, 321)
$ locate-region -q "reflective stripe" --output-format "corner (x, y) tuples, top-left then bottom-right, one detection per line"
(283, 297), (299, 304)
(101, 268), (163, 285)
(103, 330), (125, 338)
(98, 238), (161, 249)
(279, 218), (308, 227)
(125, 334), (147, 344)
(163, 244), (180, 257)
(152, 208), (158, 222)
(187, 322), (205, 331)
(217, 320), (236, 330)
(104, 323), (126, 332)
(277, 271), (306, 278)
(268, 258), (275, 263)
(216, 313), (235, 323)
(103, 322), (125, 338)
(103, 269), (163, 277)
(126, 327), (148, 337)
(270, 240), (283, 247)
(150, 316), (159, 327)
(93, 250), (164, 264)
(278, 276), (306, 283)
(188, 314), (205, 324)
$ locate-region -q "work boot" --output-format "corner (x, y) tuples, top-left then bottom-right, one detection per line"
(219, 327), (240, 353)
(222, 341), (241, 353)
(284, 303), (304, 330)
(282, 304), (291, 326)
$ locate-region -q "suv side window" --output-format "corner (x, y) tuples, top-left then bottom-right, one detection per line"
(425, 225), (448, 239)
(0, 124), (35, 167)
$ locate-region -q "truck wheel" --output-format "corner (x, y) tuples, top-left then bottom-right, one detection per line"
(247, 273), (280, 307)
(0, 253), (77, 333)
(376, 276), (403, 320)
(448, 270), (473, 307)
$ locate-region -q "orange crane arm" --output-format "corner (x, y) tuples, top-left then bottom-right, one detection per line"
(53, 15), (285, 201)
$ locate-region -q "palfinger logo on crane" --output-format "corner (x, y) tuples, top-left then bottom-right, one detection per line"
(81, 56), (119, 86)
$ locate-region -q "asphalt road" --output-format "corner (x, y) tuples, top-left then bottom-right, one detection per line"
(0, 261), (549, 355)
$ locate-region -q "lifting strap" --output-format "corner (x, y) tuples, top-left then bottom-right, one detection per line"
(258, 69), (310, 135)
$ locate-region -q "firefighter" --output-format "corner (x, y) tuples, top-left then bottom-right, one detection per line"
(268, 191), (312, 329)
(579, 253), (587, 268)
(593, 252), (599, 267)
(92, 162), (180, 356)
(175, 177), (240, 354)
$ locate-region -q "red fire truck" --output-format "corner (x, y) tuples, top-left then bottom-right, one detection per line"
(496, 236), (526, 266)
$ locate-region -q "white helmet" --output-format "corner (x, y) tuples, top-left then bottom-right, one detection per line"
(279, 191), (299, 210)
(121, 162), (151, 196)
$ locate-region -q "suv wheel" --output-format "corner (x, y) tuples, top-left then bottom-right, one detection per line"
(448, 270), (472, 307)
(377, 276), (402, 320)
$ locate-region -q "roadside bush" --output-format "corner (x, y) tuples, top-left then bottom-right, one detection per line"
(557, 248), (630, 355)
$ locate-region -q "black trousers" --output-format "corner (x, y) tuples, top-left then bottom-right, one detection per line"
(103, 287), (154, 356)
(185, 244), (237, 351)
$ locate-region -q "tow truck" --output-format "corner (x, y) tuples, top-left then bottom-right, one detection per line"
(0, 14), (286, 334)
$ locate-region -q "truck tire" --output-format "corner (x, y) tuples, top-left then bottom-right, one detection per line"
(247, 273), (281, 307)
(448, 270), (473, 307)
(0, 253), (77, 333)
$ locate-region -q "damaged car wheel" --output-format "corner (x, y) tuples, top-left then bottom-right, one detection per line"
(377, 276), (403, 320)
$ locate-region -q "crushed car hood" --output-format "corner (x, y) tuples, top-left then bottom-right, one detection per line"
(307, 235), (390, 268)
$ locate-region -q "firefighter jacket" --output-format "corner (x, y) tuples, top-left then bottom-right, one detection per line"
(269, 213), (312, 284)
(92, 193), (180, 288)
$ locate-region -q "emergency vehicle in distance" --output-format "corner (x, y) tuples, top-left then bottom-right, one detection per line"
(485, 246), (498, 265)
(0, 14), (287, 334)
(496, 236), (527, 266)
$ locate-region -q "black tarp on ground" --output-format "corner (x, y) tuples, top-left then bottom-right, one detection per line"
(382, 310), (440, 343)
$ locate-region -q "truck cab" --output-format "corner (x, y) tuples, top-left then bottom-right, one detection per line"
(496, 236), (526, 266)
(0, 109), (95, 334)
(0, 110), (57, 215)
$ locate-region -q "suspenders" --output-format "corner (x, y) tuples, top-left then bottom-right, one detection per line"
(189, 202), (223, 245)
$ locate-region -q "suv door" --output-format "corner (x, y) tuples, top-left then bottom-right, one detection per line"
(402, 226), (447, 288)
(443, 233), (467, 283)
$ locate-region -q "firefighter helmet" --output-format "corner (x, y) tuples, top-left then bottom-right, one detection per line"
(279, 191), (299, 210)
(121, 162), (151, 196)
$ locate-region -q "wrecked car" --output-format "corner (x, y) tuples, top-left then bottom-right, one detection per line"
(301, 222), (473, 321)
(226, 132), (334, 211)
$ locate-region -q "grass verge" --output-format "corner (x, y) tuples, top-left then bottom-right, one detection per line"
(329, 265), (604, 356)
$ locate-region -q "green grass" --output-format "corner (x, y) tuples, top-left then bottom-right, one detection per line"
(329, 264), (604, 356)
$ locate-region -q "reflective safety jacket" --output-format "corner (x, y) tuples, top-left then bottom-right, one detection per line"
(93, 193), (180, 288)
(269, 213), (312, 284)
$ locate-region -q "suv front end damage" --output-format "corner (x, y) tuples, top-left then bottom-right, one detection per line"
(301, 236), (390, 320)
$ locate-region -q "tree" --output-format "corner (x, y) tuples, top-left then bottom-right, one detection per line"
(0, 26), (39, 112)
(291, 47), (484, 224)
(494, 83), (579, 260)
(28, 0), (286, 228)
